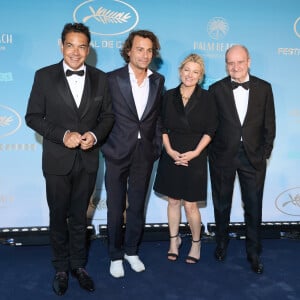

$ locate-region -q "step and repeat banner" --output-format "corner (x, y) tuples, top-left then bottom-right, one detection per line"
(1, 0), (300, 230)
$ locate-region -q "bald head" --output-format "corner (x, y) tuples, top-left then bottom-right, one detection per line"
(225, 45), (251, 83)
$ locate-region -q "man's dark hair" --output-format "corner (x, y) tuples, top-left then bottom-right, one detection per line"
(61, 23), (91, 44)
(120, 30), (161, 63)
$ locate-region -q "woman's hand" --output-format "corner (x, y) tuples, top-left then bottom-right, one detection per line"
(167, 148), (181, 162)
(175, 150), (199, 167)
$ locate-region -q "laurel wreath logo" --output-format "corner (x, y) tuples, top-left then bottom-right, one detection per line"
(294, 17), (300, 38)
(73, 0), (139, 36)
(0, 105), (22, 138)
(83, 6), (131, 24)
(283, 193), (300, 208)
(276, 187), (300, 216)
(0, 115), (13, 127)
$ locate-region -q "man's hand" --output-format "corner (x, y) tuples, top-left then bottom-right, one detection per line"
(80, 132), (95, 150)
(63, 131), (82, 148)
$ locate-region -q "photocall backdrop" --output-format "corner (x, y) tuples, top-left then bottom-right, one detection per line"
(1, 0), (300, 231)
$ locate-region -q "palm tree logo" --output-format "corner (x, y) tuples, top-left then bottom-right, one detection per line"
(207, 17), (229, 40)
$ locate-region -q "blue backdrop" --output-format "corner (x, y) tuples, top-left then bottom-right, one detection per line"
(1, 0), (300, 231)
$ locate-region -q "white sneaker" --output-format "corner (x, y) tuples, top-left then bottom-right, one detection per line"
(110, 260), (124, 278)
(124, 254), (145, 272)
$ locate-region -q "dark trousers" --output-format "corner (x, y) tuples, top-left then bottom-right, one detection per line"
(44, 154), (97, 271)
(210, 144), (266, 256)
(105, 141), (154, 260)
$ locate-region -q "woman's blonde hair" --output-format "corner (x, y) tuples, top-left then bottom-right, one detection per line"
(179, 53), (205, 83)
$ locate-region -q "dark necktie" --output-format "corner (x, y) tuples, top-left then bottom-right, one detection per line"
(231, 81), (249, 90)
(66, 69), (84, 77)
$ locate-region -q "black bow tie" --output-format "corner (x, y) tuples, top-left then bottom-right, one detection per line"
(231, 81), (249, 90)
(66, 69), (84, 77)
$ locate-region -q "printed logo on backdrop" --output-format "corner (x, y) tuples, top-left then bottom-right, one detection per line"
(0, 105), (22, 138)
(195, 17), (233, 88)
(73, 0), (139, 36)
(86, 186), (108, 223)
(275, 187), (300, 216)
(278, 17), (300, 56)
(294, 17), (300, 38)
(194, 17), (232, 54)
(0, 33), (13, 51)
(207, 17), (229, 40)
(0, 194), (14, 208)
(0, 72), (13, 82)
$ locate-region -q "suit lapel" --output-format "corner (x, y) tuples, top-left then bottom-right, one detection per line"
(140, 72), (160, 120)
(224, 77), (242, 125)
(243, 75), (258, 125)
(56, 64), (77, 111)
(185, 85), (199, 115)
(78, 68), (91, 118)
(172, 86), (190, 127)
(57, 62), (92, 119)
(117, 67), (138, 117)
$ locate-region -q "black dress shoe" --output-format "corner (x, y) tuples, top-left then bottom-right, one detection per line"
(214, 246), (227, 261)
(71, 268), (95, 292)
(52, 271), (68, 296)
(247, 256), (264, 274)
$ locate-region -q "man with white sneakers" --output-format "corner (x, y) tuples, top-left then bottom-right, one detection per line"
(101, 30), (165, 278)
(111, 254), (145, 278)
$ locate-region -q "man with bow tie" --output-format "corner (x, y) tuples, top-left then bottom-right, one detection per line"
(208, 45), (276, 274)
(25, 23), (114, 295)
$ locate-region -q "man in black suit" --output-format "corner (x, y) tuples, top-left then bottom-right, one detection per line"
(101, 30), (165, 278)
(209, 45), (276, 274)
(25, 23), (114, 295)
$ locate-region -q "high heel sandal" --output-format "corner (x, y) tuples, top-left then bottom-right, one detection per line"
(167, 234), (182, 261)
(185, 239), (201, 264)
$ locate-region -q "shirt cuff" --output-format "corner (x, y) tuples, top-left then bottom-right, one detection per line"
(63, 130), (70, 143)
(89, 131), (97, 145)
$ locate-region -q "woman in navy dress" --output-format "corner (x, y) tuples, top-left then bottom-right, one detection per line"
(154, 54), (216, 263)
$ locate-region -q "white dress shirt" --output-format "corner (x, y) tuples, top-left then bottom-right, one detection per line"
(232, 75), (250, 125)
(63, 61), (85, 108)
(129, 64), (153, 138)
(62, 62), (97, 144)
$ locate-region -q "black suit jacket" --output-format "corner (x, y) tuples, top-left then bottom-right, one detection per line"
(101, 65), (165, 162)
(25, 61), (114, 175)
(208, 75), (276, 169)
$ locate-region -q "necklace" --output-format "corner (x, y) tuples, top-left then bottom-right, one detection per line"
(181, 95), (189, 106)
(180, 85), (194, 106)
